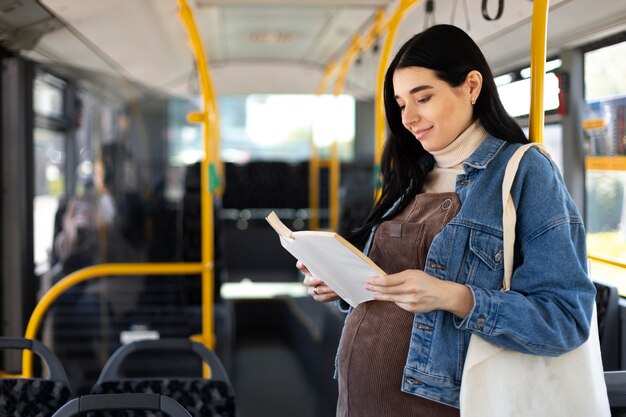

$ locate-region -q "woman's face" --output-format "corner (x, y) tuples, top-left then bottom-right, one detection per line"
(392, 66), (476, 152)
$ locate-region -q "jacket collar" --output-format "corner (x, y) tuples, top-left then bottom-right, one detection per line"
(463, 135), (507, 171)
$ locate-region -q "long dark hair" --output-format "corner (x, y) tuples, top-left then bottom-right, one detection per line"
(349, 24), (528, 248)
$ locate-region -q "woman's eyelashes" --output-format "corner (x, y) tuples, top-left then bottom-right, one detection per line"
(397, 95), (432, 111)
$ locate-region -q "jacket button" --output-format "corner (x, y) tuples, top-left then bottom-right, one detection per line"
(494, 251), (502, 262)
(476, 316), (486, 330)
(442, 199), (452, 210)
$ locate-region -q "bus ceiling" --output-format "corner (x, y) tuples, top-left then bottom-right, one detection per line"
(0, 0), (624, 98)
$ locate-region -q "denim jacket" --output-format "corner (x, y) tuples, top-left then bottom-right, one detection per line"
(337, 136), (596, 408)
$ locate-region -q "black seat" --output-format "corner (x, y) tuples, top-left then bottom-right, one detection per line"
(0, 337), (73, 417)
(89, 339), (235, 417)
(51, 393), (191, 417)
(605, 371), (626, 416)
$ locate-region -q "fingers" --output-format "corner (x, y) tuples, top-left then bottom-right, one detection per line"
(365, 274), (405, 287)
(309, 283), (331, 296)
(364, 270), (446, 313)
(306, 282), (338, 302)
(296, 261), (339, 302)
(305, 281), (331, 296)
(308, 284), (339, 302)
(364, 274), (407, 294)
(302, 274), (324, 287)
(297, 261), (324, 286)
(296, 261), (310, 275)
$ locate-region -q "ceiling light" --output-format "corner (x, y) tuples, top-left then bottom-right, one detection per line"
(247, 31), (296, 44)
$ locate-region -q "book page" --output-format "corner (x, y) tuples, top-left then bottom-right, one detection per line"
(266, 212), (385, 307)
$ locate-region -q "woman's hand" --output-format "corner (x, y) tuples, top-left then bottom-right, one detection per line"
(297, 261), (340, 303)
(365, 269), (474, 317)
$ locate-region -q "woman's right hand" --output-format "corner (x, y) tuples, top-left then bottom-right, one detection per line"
(297, 261), (340, 303)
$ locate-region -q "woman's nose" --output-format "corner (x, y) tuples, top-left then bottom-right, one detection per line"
(402, 104), (419, 128)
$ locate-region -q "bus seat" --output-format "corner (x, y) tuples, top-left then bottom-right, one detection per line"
(0, 337), (73, 417)
(89, 339), (235, 417)
(605, 371), (626, 416)
(595, 281), (621, 371)
(338, 160), (374, 240)
(51, 393), (191, 417)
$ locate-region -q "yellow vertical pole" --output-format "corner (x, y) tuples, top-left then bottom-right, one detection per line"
(529, 0), (549, 143)
(329, 142), (340, 231)
(177, 0), (216, 362)
(328, 35), (361, 231)
(309, 145), (321, 230)
(311, 62), (337, 230)
(374, 0), (419, 198)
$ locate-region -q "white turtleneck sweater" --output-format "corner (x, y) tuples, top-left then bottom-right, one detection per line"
(421, 120), (488, 194)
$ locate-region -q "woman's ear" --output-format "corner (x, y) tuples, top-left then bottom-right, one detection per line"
(466, 70), (483, 103)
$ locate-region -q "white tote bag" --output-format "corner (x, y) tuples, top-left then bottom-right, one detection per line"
(459, 143), (611, 417)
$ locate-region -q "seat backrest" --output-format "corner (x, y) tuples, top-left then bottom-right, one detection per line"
(91, 379), (235, 417)
(90, 339), (235, 417)
(605, 371), (626, 416)
(0, 337), (73, 417)
(95, 339), (231, 386)
(51, 393), (191, 417)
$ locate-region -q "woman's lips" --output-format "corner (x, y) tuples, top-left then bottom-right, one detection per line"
(413, 126), (433, 140)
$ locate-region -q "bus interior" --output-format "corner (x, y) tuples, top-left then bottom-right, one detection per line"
(0, 0), (626, 416)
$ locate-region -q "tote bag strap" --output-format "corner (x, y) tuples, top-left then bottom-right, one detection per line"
(501, 143), (549, 290)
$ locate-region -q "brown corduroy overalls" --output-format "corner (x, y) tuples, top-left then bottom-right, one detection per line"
(336, 193), (462, 417)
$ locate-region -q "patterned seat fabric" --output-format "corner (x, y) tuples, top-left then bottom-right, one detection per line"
(90, 379), (235, 417)
(0, 379), (72, 417)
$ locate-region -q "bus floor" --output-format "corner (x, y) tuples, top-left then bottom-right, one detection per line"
(229, 298), (343, 417)
(233, 337), (317, 417)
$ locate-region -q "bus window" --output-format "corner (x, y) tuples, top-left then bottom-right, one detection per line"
(219, 94), (355, 163)
(583, 40), (626, 292)
(497, 60), (564, 173)
(33, 73), (67, 275)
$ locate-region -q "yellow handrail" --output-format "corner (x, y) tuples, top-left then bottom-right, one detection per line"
(321, 35), (367, 232)
(333, 35), (362, 96)
(529, 0), (549, 143)
(314, 1), (419, 220)
(316, 60), (337, 96)
(22, 263), (203, 377)
(21, 0), (221, 378)
(588, 253), (626, 270)
(310, 62), (338, 230)
(330, 142), (340, 232)
(374, 0), (420, 195)
(309, 146), (321, 230)
(177, 0), (218, 355)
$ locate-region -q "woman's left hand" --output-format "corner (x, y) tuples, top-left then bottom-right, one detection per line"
(365, 269), (474, 317)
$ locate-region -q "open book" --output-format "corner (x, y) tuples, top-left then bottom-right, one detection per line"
(266, 211), (385, 307)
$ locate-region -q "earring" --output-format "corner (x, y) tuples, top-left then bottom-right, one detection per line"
(470, 96), (477, 105)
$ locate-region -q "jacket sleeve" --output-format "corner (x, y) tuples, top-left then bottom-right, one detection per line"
(454, 149), (596, 356)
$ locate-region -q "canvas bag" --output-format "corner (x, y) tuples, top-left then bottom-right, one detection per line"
(459, 143), (611, 417)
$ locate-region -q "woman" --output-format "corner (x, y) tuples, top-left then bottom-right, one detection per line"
(299, 24), (596, 415)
